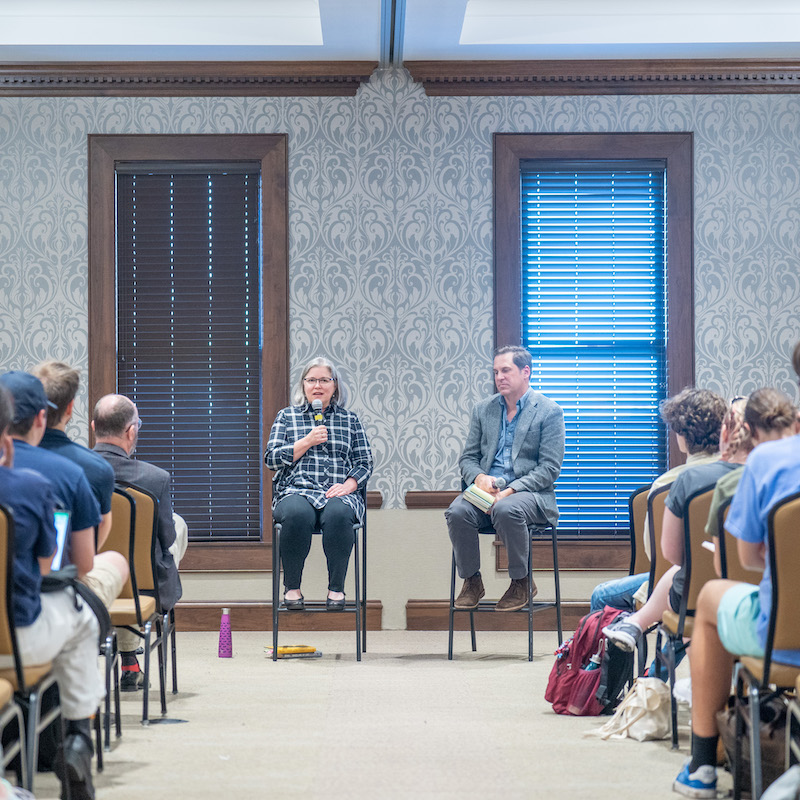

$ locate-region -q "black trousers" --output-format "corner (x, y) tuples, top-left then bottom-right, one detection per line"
(273, 494), (356, 593)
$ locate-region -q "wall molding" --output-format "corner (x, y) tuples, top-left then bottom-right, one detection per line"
(405, 59), (800, 96)
(0, 61), (377, 96)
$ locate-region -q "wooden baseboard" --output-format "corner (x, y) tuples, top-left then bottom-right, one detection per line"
(176, 600), (383, 631)
(405, 600), (589, 631)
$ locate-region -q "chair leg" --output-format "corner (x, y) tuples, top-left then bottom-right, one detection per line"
(93, 711), (103, 772)
(469, 612), (477, 652)
(527, 547), (534, 662)
(170, 609), (178, 694)
(141, 621), (152, 725)
(156, 619), (168, 716)
(361, 524), (367, 653)
(353, 525), (361, 662)
(272, 523), (280, 662)
(448, 554), (456, 660)
(550, 527), (563, 645)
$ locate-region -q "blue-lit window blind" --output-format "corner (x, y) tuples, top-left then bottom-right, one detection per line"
(116, 165), (262, 542)
(520, 161), (668, 536)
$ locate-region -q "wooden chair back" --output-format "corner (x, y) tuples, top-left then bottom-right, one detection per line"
(118, 484), (159, 600)
(100, 488), (136, 598)
(718, 497), (761, 585)
(647, 484), (673, 594)
(766, 491), (800, 662)
(682, 486), (717, 612)
(0, 505), (21, 680)
(628, 485), (651, 576)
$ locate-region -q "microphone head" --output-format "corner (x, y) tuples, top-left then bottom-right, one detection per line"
(312, 399), (323, 412)
(494, 477), (506, 491)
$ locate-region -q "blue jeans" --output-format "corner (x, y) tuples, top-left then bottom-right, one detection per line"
(590, 572), (648, 613)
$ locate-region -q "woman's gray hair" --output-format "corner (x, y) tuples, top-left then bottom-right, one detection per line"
(291, 357), (349, 408)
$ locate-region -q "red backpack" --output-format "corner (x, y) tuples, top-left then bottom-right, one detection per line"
(545, 606), (633, 716)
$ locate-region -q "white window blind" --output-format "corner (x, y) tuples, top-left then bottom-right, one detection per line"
(116, 165), (262, 541)
(520, 161), (668, 536)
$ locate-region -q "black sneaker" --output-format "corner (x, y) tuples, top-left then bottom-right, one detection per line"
(53, 733), (95, 800)
(120, 669), (144, 692)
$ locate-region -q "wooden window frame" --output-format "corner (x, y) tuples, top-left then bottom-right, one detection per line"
(88, 134), (288, 571)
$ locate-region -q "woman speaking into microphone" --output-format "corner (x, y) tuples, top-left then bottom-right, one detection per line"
(265, 357), (373, 610)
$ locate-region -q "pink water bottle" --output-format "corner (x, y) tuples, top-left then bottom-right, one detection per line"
(218, 607), (232, 658)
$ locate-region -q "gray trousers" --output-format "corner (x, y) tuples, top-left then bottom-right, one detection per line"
(445, 491), (547, 580)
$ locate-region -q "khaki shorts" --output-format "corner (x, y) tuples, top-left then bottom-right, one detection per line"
(80, 558), (125, 609)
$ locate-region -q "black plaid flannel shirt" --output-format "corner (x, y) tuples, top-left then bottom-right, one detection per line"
(265, 401), (373, 521)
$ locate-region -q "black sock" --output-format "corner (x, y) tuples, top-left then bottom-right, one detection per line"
(689, 733), (719, 771)
(121, 650), (139, 668)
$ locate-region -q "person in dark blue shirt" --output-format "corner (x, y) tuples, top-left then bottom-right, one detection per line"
(0, 382), (101, 800)
(33, 361), (128, 607)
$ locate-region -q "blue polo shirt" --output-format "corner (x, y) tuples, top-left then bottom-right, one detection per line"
(12, 440), (101, 535)
(0, 466), (57, 626)
(40, 428), (115, 515)
(488, 390), (530, 486)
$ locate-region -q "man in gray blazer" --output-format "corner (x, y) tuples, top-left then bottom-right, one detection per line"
(445, 346), (565, 611)
(92, 393), (183, 689)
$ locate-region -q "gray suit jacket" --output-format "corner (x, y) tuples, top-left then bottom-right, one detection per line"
(93, 442), (182, 610)
(459, 391), (565, 526)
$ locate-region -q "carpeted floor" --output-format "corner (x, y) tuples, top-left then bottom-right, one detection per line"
(29, 630), (719, 799)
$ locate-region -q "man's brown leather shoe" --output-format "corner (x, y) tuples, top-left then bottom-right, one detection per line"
(454, 575), (485, 609)
(495, 577), (537, 612)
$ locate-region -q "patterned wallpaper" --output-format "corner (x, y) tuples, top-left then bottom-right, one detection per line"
(1, 68), (799, 508)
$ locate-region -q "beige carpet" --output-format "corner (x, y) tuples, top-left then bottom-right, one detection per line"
(29, 630), (720, 799)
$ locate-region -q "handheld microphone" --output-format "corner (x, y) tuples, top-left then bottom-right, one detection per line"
(493, 477), (506, 491)
(312, 399), (324, 425)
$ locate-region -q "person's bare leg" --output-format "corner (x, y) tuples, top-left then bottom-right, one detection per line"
(690, 579), (739, 737)
(626, 564), (680, 629)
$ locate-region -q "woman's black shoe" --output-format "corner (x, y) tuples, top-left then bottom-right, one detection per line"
(284, 595), (305, 611)
(326, 595), (345, 611)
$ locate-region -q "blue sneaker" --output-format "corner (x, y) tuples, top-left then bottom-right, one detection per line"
(673, 761), (717, 798)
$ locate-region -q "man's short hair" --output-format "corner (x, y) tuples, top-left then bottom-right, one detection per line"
(494, 345), (532, 372)
(660, 388), (727, 455)
(33, 360), (80, 428)
(93, 395), (136, 439)
(0, 385), (13, 437)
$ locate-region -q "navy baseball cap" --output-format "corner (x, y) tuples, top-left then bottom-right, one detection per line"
(0, 371), (57, 424)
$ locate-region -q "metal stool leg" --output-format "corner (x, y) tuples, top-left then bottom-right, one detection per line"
(272, 523), (280, 662)
(448, 554), (456, 660)
(551, 526), (563, 645)
(353, 525), (361, 662)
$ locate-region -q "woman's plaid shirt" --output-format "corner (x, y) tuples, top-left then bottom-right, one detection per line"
(265, 401), (373, 520)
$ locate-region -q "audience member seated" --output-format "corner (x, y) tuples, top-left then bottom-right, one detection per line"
(33, 360), (129, 607)
(264, 357), (373, 611)
(590, 388), (727, 614)
(672, 358), (800, 797)
(92, 394), (184, 691)
(0, 384), (102, 800)
(445, 346), (564, 612)
(0, 372), (101, 585)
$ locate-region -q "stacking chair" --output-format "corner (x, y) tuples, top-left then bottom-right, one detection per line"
(732, 490), (800, 800)
(0, 676), (25, 782)
(448, 512), (562, 662)
(272, 485), (368, 661)
(103, 485), (167, 725)
(0, 503), (67, 794)
(654, 486), (717, 748)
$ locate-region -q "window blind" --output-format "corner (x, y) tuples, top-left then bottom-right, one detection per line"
(116, 167), (262, 541)
(520, 162), (668, 536)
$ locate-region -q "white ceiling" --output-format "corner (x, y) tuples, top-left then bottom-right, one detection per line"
(1, 0), (799, 63)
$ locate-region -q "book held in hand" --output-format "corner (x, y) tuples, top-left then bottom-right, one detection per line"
(462, 483), (497, 513)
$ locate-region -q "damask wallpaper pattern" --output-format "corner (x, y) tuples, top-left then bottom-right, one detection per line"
(0, 69), (799, 508)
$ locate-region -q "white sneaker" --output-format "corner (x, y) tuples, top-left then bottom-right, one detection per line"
(673, 677), (692, 706)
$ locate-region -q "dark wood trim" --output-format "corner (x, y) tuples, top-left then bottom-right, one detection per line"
(88, 134), (289, 570)
(406, 59), (800, 96)
(366, 491), (383, 510)
(180, 542), (272, 572)
(0, 61), (377, 97)
(404, 490), (460, 509)
(406, 599), (588, 632)
(176, 600), (383, 631)
(495, 540), (630, 571)
(494, 132), (694, 469)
